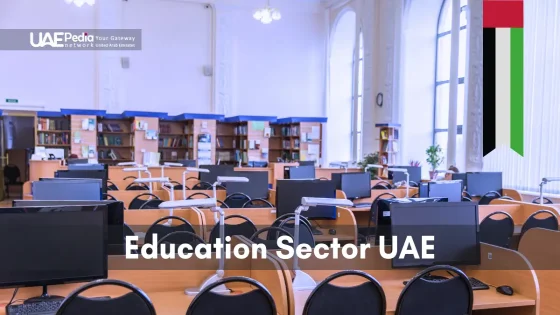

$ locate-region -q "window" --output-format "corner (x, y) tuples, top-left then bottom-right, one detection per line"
(434, 0), (468, 167)
(353, 31), (364, 161)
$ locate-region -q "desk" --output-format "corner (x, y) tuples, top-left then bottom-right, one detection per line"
(29, 160), (66, 182)
(315, 168), (362, 180)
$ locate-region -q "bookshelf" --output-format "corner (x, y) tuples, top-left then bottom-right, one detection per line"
(158, 119), (193, 162)
(97, 115), (135, 165)
(271, 117), (326, 163)
(61, 109), (106, 159)
(376, 123), (400, 166)
(36, 111), (71, 156)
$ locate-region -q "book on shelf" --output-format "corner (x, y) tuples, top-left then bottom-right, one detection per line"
(294, 139), (300, 149)
(98, 135), (126, 146)
(282, 140), (291, 149)
(380, 130), (389, 140)
(394, 129), (399, 140)
(37, 133), (69, 145)
(233, 125), (248, 136)
(102, 123), (124, 132)
(37, 118), (69, 131)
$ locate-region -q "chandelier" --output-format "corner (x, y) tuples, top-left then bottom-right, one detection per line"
(253, 0), (281, 24)
(64, 0), (95, 7)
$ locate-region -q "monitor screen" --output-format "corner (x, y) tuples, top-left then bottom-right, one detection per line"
(224, 170), (269, 199)
(199, 165), (235, 183)
(298, 161), (316, 166)
(465, 172), (502, 197)
(285, 165), (315, 180)
(428, 181), (462, 202)
(0, 208), (108, 288)
(276, 179), (336, 219)
(340, 172), (371, 200)
(33, 180), (102, 201)
(55, 169), (107, 193)
(390, 202), (480, 268)
(11, 201), (124, 255)
(390, 166), (422, 184)
(67, 158), (89, 165)
(177, 159), (196, 167)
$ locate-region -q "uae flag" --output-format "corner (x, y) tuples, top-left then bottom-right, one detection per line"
(483, 0), (524, 156)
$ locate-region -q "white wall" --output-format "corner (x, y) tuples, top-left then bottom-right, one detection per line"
(0, 0), (326, 117)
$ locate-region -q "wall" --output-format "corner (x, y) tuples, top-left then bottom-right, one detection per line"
(0, 0), (326, 118)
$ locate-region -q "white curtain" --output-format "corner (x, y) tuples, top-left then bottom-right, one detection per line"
(483, 0), (560, 194)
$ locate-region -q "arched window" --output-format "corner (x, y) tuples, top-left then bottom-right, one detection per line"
(327, 11), (356, 164)
(434, 0), (468, 166)
(353, 31), (364, 161)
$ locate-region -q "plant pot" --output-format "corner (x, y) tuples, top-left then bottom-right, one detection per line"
(429, 171), (436, 180)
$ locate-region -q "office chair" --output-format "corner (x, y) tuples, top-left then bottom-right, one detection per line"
(209, 215), (257, 245)
(532, 197), (554, 204)
(139, 199), (164, 209)
(191, 182), (213, 190)
(318, 177), (329, 180)
(186, 192), (212, 199)
(125, 182), (150, 191)
(123, 176), (137, 181)
(478, 191), (502, 205)
(56, 279), (156, 315)
(242, 198), (274, 208)
(499, 196), (514, 201)
(104, 193), (117, 201)
(462, 191), (473, 199)
(395, 265), (473, 315)
(157, 231), (206, 253)
(170, 180), (184, 190)
(278, 217), (315, 247)
(186, 277), (276, 315)
(462, 196), (473, 202)
(269, 214), (313, 239)
(479, 211), (514, 248)
(128, 193), (161, 210)
(4, 164), (23, 198)
(303, 270), (386, 315)
(520, 210), (559, 239)
(372, 181), (392, 190)
(361, 192), (397, 242)
(107, 180), (119, 191)
(145, 216), (196, 245)
(411, 193), (419, 198)
(224, 192), (251, 208)
(124, 223), (138, 255)
(408, 181), (419, 188)
(250, 227), (293, 250)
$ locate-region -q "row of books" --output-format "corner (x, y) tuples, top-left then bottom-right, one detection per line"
(380, 129), (399, 140)
(281, 126), (299, 137)
(98, 135), (129, 146)
(281, 139), (300, 149)
(159, 151), (189, 161)
(100, 123), (126, 133)
(158, 136), (191, 148)
(98, 149), (127, 160)
(233, 125), (248, 136)
(159, 124), (191, 134)
(381, 141), (399, 153)
(216, 138), (248, 149)
(37, 118), (70, 131)
(37, 133), (69, 145)
(234, 150), (248, 163)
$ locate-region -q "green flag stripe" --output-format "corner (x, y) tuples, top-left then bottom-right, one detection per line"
(510, 28), (524, 156)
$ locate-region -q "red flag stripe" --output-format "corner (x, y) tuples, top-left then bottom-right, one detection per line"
(483, 0), (524, 28)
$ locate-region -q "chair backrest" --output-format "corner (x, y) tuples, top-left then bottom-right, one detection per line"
(191, 181), (213, 190)
(123, 176), (137, 180)
(395, 265), (473, 315)
(479, 211), (514, 248)
(186, 192), (211, 200)
(318, 177), (329, 180)
(250, 227), (293, 250)
(408, 181), (419, 188)
(411, 193), (419, 198)
(478, 190), (502, 205)
(520, 210), (559, 238)
(269, 214), (313, 238)
(279, 217), (315, 247)
(369, 192), (397, 234)
(532, 197), (554, 204)
(303, 270), (386, 315)
(157, 231), (206, 253)
(499, 196), (514, 201)
(104, 193), (117, 201)
(107, 180), (119, 191)
(224, 192), (251, 208)
(144, 216), (196, 244)
(4, 164), (20, 183)
(187, 276), (276, 315)
(139, 199), (164, 209)
(209, 215), (257, 244)
(170, 181), (184, 190)
(128, 193), (160, 210)
(123, 223), (137, 254)
(125, 182), (150, 191)
(56, 279), (156, 315)
(242, 198), (274, 208)
(462, 196), (472, 202)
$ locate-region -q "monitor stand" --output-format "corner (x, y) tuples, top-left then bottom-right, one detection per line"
(24, 285), (64, 304)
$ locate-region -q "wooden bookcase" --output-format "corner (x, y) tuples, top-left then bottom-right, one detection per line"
(60, 109), (106, 159)
(376, 123), (400, 166)
(271, 117), (326, 163)
(35, 112), (71, 157)
(216, 116), (274, 165)
(158, 119), (193, 162)
(97, 116), (135, 165)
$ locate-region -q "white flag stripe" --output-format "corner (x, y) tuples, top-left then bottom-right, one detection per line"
(495, 28), (511, 147)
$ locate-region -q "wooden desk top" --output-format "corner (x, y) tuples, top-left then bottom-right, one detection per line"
(293, 279), (536, 314)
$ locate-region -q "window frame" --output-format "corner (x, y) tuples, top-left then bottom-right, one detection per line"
(352, 29), (364, 161)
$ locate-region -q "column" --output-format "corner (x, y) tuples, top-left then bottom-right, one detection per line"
(447, 0), (461, 167)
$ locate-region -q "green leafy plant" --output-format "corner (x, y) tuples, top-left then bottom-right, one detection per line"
(426, 145), (444, 171)
(358, 152), (380, 179)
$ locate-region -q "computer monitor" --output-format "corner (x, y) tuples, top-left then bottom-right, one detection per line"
(68, 163), (106, 171)
(451, 173), (467, 192)
(0, 207), (107, 293)
(428, 181), (462, 202)
(284, 165), (315, 180)
(224, 170), (269, 199)
(12, 200), (124, 255)
(298, 161), (316, 167)
(465, 172), (503, 197)
(389, 166), (422, 184)
(55, 169), (107, 193)
(199, 165), (235, 183)
(275, 179), (337, 219)
(390, 202), (480, 268)
(33, 179), (103, 201)
(337, 172), (371, 200)
(177, 159), (196, 167)
(418, 182), (429, 197)
(67, 158), (89, 165)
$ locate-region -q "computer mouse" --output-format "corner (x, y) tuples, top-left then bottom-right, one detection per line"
(497, 285), (514, 296)
(328, 229), (337, 235)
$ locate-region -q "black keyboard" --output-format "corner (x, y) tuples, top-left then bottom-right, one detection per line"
(403, 276), (489, 290)
(6, 300), (62, 315)
(353, 203), (371, 208)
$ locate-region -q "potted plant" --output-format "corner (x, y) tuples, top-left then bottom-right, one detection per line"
(426, 145), (444, 178)
(358, 152), (380, 179)
(409, 160), (421, 167)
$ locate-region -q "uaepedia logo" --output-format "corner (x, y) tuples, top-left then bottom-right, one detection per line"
(30, 32), (94, 48)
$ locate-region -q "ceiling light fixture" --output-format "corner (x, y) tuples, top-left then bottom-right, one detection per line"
(64, 0), (95, 7)
(253, 0), (281, 24)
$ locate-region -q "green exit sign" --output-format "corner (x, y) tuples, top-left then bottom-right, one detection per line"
(5, 99), (18, 104)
